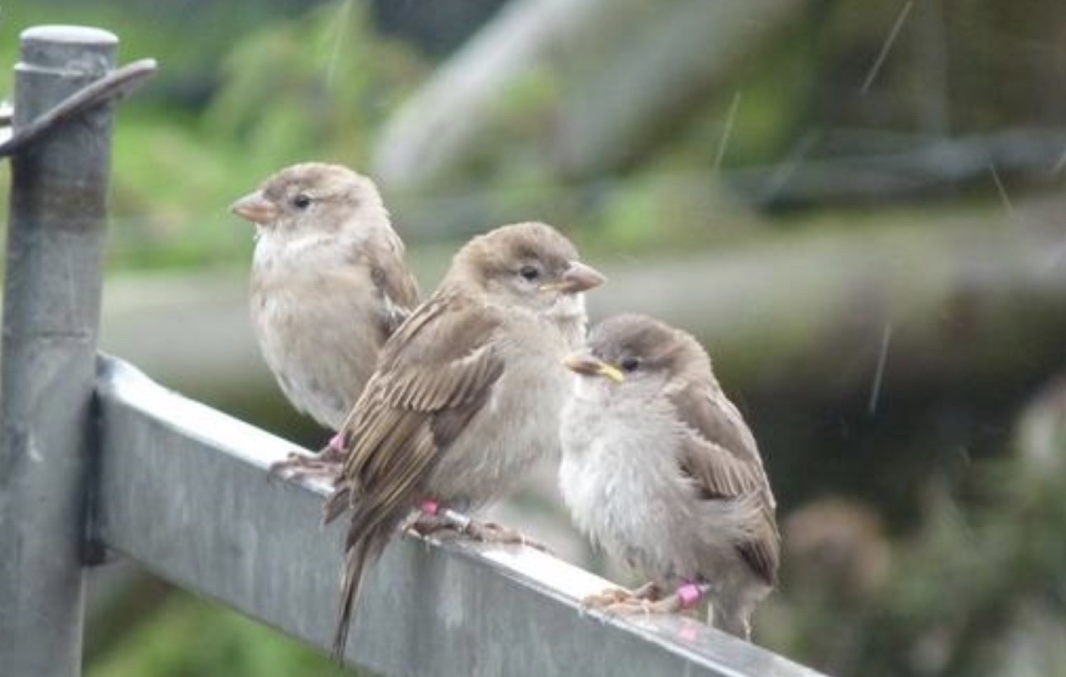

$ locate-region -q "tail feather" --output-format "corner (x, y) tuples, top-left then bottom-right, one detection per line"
(332, 538), (373, 661)
(330, 509), (402, 663)
(324, 483), (352, 525)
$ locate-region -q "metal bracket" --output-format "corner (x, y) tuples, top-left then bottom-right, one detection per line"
(0, 57), (157, 158)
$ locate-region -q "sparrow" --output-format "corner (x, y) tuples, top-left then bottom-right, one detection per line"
(558, 313), (779, 640)
(230, 163), (420, 466)
(322, 221), (605, 658)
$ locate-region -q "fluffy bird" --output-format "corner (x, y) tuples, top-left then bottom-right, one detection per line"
(231, 163), (419, 463)
(324, 222), (604, 658)
(559, 313), (779, 640)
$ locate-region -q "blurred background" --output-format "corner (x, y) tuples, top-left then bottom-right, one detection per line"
(4, 0), (1066, 675)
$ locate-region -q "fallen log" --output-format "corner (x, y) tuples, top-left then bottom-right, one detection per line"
(372, 0), (805, 190)
(98, 197), (1066, 420)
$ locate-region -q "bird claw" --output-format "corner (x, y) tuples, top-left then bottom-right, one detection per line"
(582, 581), (661, 609)
(409, 512), (551, 553)
(602, 596), (680, 617)
(583, 583), (692, 618)
(402, 512), (450, 539)
(463, 520), (552, 553)
(581, 587), (634, 608)
(399, 502), (552, 552)
(268, 441), (346, 481)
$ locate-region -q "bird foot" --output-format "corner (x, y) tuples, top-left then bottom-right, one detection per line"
(401, 509), (454, 539)
(463, 519), (551, 552)
(403, 502), (550, 552)
(268, 433), (347, 480)
(588, 583), (707, 617)
(582, 587), (635, 608)
(582, 582), (662, 609)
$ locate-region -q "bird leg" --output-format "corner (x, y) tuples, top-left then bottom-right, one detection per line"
(582, 581), (662, 608)
(401, 500), (456, 537)
(268, 432), (348, 480)
(594, 582), (711, 617)
(403, 500), (551, 552)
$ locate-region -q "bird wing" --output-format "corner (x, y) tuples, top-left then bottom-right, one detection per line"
(368, 230), (421, 334)
(324, 290), (505, 658)
(668, 382), (780, 585)
(329, 290), (505, 527)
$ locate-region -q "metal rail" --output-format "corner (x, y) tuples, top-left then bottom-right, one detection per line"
(94, 355), (824, 677)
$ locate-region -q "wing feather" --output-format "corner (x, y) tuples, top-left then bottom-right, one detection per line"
(669, 382), (780, 585)
(324, 290), (506, 656)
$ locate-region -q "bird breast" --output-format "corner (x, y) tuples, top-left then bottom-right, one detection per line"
(424, 319), (578, 508)
(251, 245), (386, 430)
(559, 394), (708, 581)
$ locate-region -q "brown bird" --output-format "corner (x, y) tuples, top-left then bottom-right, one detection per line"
(559, 313), (779, 639)
(323, 222), (605, 658)
(231, 162), (419, 467)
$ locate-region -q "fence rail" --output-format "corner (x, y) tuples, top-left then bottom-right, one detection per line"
(0, 24), (829, 677)
(95, 355), (823, 677)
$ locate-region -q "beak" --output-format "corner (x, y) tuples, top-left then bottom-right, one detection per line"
(565, 352), (625, 383)
(541, 261), (606, 294)
(230, 191), (279, 224)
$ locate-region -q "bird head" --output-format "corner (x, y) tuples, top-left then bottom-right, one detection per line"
(566, 313), (712, 397)
(448, 222), (605, 319)
(230, 163), (388, 243)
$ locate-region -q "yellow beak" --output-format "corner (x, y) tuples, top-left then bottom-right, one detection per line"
(564, 353), (625, 383)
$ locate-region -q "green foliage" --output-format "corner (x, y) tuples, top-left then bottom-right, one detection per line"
(770, 452), (1066, 677)
(204, 1), (425, 169)
(112, 0), (425, 270)
(0, 1), (428, 272)
(89, 591), (354, 677)
(105, 114), (253, 270)
(588, 171), (760, 252)
(0, 1), (293, 103)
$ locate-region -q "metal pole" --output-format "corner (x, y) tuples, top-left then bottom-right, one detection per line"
(0, 26), (117, 676)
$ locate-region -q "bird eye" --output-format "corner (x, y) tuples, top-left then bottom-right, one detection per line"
(291, 193), (312, 209)
(519, 265), (541, 281)
(620, 356), (641, 372)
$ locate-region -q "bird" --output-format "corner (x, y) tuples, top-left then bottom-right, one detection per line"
(230, 162), (420, 470)
(558, 313), (779, 640)
(322, 221), (605, 659)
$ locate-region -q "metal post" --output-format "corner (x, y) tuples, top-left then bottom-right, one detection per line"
(0, 26), (117, 676)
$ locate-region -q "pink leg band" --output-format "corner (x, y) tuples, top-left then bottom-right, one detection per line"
(677, 583), (703, 609)
(420, 499), (440, 516)
(328, 433), (345, 452)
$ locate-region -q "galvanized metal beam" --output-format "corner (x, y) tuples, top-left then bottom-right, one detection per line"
(0, 26), (118, 677)
(94, 355), (826, 677)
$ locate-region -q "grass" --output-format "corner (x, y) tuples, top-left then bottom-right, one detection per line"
(89, 590), (354, 677)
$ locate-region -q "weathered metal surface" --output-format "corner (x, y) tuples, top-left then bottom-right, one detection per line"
(0, 57), (157, 158)
(95, 355), (826, 677)
(0, 25), (117, 677)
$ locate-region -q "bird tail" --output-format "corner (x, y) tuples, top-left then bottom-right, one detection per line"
(707, 592), (755, 641)
(328, 491), (401, 663)
(323, 482), (353, 526)
(332, 536), (374, 661)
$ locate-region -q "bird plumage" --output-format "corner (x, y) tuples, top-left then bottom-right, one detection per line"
(232, 162), (419, 430)
(560, 313), (778, 639)
(324, 221), (603, 659)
